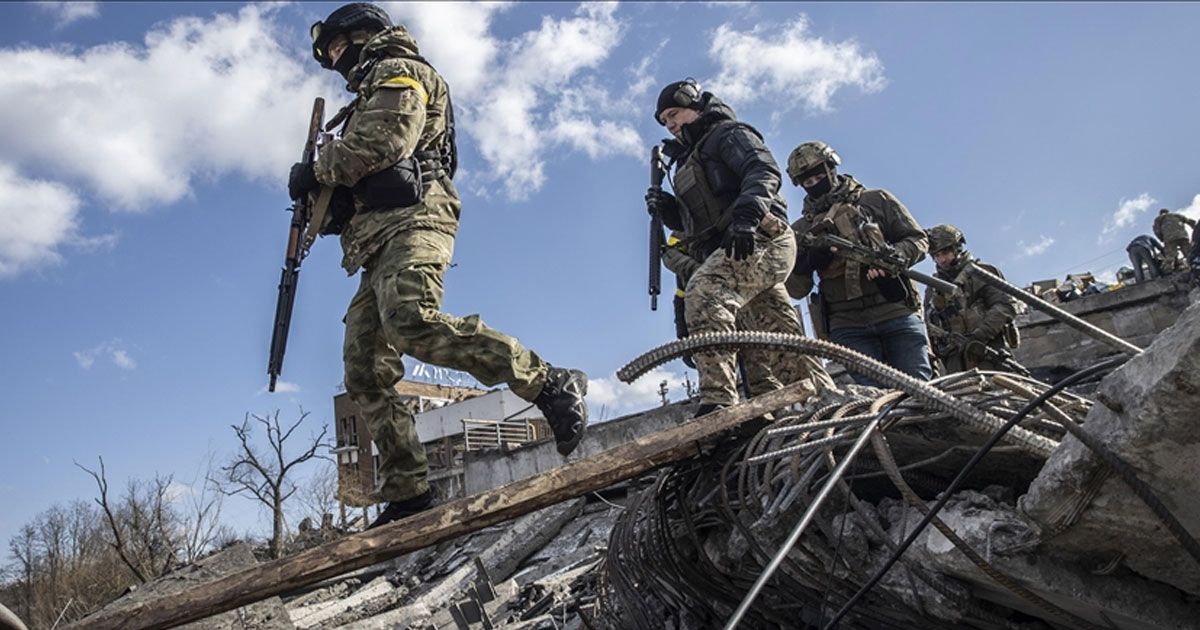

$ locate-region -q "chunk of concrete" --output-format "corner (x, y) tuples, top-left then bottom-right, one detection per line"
(1021, 300), (1200, 596)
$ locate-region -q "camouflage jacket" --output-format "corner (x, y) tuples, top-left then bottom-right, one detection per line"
(314, 26), (460, 275)
(924, 254), (1019, 367)
(1153, 212), (1196, 243)
(786, 175), (928, 330)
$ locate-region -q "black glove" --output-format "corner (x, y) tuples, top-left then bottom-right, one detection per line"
(288, 161), (319, 201)
(802, 244), (834, 271)
(722, 221), (757, 261)
(645, 187), (675, 216)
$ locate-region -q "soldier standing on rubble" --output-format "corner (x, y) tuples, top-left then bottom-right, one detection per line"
(289, 3), (589, 529)
(923, 225), (1022, 375)
(784, 141), (933, 384)
(644, 79), (830, 417)
(1153, 208), (1197, 273)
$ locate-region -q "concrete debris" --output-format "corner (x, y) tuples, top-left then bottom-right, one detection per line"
(276, 495), (624, 629)
(1022, 300), (1200, 596)
(94, 543), (294, 629)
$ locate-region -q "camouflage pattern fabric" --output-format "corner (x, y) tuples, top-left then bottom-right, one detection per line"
(312, 26), (462, 275)
(1162, 238), (1190, 273)
(325, 27), (548, 503)
(1153, 211), (1196, 244)
(685, 230), (829, 405)
(344, 229), (548, 501)
(925, 254), (1019, 374)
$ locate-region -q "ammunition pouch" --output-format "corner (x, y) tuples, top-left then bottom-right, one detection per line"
(873, 275), (910, 304)
(319, 186), (357, 236)
(353, 152), (449, 213)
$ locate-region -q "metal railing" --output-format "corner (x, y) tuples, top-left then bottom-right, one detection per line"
(462, 418), (537, 451)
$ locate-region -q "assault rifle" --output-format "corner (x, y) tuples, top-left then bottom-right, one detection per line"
(647, 146), (667, 311)
(927, 322), (1030, 376)
(268, 97), (332, 392)
(801, 230), (960, 295)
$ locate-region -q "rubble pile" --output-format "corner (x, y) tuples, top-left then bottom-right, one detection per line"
(279, 491), (633, 629)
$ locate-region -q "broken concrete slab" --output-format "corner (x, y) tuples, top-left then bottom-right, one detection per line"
(91, 544), (293, 630)
(1022, 300), (1200, 596)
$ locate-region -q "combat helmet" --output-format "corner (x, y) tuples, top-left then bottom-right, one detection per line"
(787, 141), (841, 186)
(927, 224), (966, 253)
(311, 3), (392, 69)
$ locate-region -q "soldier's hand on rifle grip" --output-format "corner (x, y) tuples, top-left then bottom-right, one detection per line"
(645, 187), (675, 216)
(288, 161), (319, 201)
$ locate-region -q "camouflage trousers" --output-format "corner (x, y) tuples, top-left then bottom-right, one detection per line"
(343, 228), (548, 502)
(685, 230), (832, 406)
(1163, 238), (1189, 272)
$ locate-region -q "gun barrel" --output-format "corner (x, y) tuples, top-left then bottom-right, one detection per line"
(907, 269), (959, 294)
(648, 145), (666, 311)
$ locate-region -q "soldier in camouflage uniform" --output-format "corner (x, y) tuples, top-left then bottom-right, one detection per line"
(289, 4), (588, 529)
(784, 141), (932, 385)
(1152, 208), (1196, 273)
(662, 232), (836, 392)
(646, 80), (830, 415)
(923, 225), (1022, 375)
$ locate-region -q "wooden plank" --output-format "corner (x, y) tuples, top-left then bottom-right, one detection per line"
(70, 381), (816, 630)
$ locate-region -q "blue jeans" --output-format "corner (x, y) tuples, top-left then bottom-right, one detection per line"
(829, 313), (932, 386)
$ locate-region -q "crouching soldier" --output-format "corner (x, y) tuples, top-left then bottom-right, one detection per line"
(924, 224), (1023, 375)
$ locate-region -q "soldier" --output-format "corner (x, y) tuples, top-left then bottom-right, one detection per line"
(1125, 234), (1164, 283)
(1152, 208), (1196, 273)
(645, 79), (830, 416)
(289, 3), (588, 529)
(923, 225), (1022, 375)
(784, 141), (932, 385)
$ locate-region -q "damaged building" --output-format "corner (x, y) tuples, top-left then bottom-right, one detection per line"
(33, 278), (1200, 630)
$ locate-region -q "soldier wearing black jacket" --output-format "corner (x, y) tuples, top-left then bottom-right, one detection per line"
(646, 80), (830, 415)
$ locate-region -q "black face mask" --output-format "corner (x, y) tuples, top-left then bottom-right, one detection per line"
(801, 167), (834, 198)
(333, 43), (363, 80)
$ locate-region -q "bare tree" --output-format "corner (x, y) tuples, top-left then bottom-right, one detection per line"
(176, 453), (230, 564)
(218, 409), (332, 558)
(76, 458), (148, 583)
(294, 460), (343, 530)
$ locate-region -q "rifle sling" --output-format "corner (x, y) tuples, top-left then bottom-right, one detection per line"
(302, 186), (335, 255)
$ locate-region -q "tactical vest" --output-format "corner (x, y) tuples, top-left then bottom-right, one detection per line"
(928, 262), (1019, 348)
(808, 185), (908, 309)
(672, 121), (737, 255)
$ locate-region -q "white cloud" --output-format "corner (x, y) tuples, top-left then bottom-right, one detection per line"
(1100, 192), (1156, 241)
(74, 339), (137, 371)
(33, 1), (99, 27)
(1016, 235), (1055, 258)
(707, 17), (886, 113)
(0, 164), (84, 277)
(588, 367), (692, 417)
(1177, 193), (1200, 222)
(0, 4), (333, 211)
(386, 2), (641, 199)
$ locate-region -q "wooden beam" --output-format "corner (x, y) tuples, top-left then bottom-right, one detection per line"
(70, 381), (816, 630)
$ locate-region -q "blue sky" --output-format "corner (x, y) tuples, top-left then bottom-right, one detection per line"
(2, 1), (1198, 547)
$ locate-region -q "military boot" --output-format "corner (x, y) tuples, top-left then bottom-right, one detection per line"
(534, 367), (589, 456)
(366, 489), (433, 530)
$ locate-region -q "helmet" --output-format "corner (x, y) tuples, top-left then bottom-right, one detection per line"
(311, 3), (392, 69)
(786, 141), (840, 186)
(927, 224), (966, 253)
